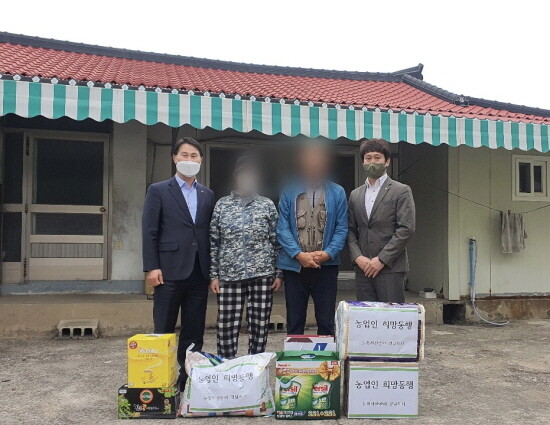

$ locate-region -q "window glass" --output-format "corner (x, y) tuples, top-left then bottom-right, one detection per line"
(518, 162), (531, 193)
(34, 139), (104, 205)
(1, 212), (22, 262)
(533, 165), (543, 193)
(32, 213), (103, 235)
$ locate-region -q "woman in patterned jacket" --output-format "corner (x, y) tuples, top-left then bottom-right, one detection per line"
(209, 155), (283, 358)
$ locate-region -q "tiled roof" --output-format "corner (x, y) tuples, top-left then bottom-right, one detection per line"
(1, 32), (549, 124)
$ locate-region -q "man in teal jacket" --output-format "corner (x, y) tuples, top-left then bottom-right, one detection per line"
(277, 142), (348, 335)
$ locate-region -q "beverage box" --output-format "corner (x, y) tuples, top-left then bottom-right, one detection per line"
(275, 351), (340, 420)
(284, 335), (337, 351)
(127, 334), (177, 388)
(118, 385), (179, 419)
(335, 301), (425, 362)
(344, 361), (419, 419)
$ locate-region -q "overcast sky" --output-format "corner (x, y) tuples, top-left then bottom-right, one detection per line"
(1, 0), (549, 109)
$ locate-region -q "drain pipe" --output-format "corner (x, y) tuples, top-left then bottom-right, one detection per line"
(469, 237), (509, 326)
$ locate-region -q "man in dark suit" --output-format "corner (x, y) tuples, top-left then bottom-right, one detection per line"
(347, 138), (415, 302)
(142, 137), (214, 390)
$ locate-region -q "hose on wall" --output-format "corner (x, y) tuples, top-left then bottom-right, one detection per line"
(469, 237), (509, 326)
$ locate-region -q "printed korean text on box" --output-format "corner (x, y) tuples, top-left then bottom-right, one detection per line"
(344, 361), (419, 419)
(127, 334), (177, 388)
(335, 301), (425, 361)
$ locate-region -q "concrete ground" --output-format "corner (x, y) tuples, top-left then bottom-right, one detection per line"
(1, 321), (550, 425)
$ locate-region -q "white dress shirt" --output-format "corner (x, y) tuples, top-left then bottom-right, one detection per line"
(364, 173), (388, 219)
(175, 174), (198, 223)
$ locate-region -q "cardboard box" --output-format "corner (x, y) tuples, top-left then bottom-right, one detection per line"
(344, 361), (419, 419)
(127, 334), (177, 388)
(335, 301), (425, 362)
(284, 335), (337, 351)
(117, 385), (179, 419)
(275, 351), (340, 420)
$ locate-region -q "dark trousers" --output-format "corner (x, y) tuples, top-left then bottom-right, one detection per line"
(153, 256), (208, 388)
(355, 271), (405, 302)
(283, 265), (338, 335)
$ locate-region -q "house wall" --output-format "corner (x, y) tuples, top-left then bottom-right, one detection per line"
(147, 123), (173, 184)
(448, 146), (550, 299)
(399, 143), (450, 297)
(1, 120), (151, 293)
(110, 122), (196, 284)
(6, 116), (547, 298)
(110, 121), (148, 281)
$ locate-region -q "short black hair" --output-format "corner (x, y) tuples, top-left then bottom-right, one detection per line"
(359, 138), (391, 161)
(172, 137), (203, 157)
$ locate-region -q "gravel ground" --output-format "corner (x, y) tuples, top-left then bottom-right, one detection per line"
(1, 321), (550, 425)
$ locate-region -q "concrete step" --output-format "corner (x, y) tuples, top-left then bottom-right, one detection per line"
(0, 290), (446, 337)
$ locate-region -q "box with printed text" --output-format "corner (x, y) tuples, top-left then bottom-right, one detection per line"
(127, 334), (177, 388)
(335, 301), (425, 362)
(275, 351), (340, 420)
(118, 385), (179, 419)
(344, 361), (419, 418)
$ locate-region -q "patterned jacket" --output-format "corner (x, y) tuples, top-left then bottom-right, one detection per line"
(210, 192), (281, 281)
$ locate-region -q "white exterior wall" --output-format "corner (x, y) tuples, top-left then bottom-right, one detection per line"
(106, 124), (550, 297)
(399, 143), (450, 297)
(147, 123), (173, 184)
(109, 122), (197, 283)
(110, 121), (148, 280)
(448, 146), (550, 299)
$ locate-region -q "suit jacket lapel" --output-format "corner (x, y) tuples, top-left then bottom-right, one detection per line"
(369, 177), (392, 221)
(357, 184), (369, 225)
(168, 176), (193, 223)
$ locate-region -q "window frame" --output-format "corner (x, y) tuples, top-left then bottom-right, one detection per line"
(1, 127), (110, 283)
(512, 155), (550, 201)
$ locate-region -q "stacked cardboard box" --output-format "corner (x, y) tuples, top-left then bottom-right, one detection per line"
(275, 350), (341, 420)
(335, 301), (425, 419)
(283, 335), (337, 351)
(118, 334), (180, 419)
(275, 336), (341, 420)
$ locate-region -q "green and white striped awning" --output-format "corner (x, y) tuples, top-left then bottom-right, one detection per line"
(1, 79), (549, 152)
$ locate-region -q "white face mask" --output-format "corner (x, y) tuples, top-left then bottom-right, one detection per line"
(176, 160), (201, 177)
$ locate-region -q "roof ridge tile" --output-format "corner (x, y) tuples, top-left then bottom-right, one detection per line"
(0, 31), (422, 82)
(402, 74), (550, 119)
(0, 32), (549, 122)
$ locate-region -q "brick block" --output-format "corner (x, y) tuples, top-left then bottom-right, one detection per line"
(57, 319), (99, 339)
